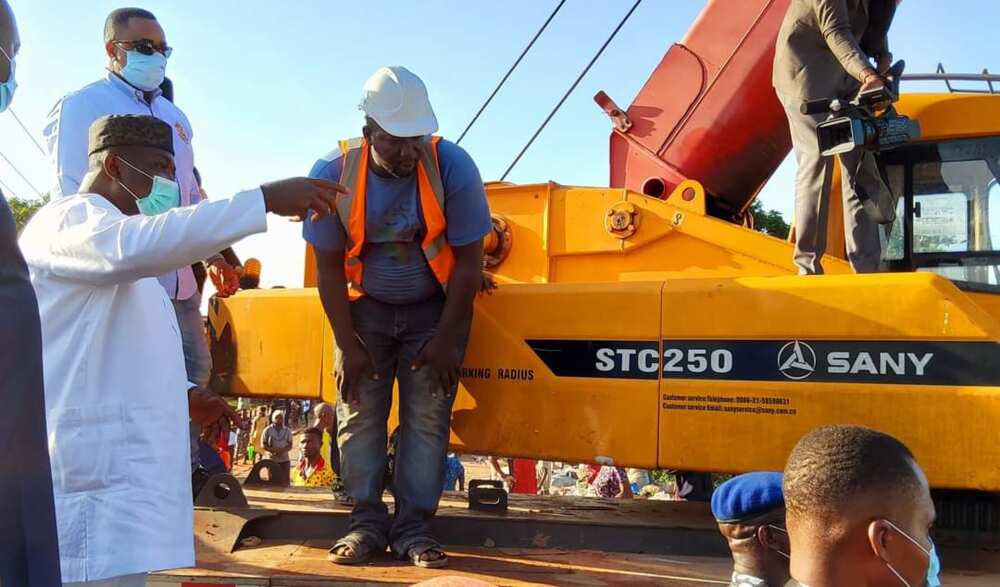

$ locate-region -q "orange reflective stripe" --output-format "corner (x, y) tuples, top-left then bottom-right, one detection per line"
(336, 138), (368, 298)
(345, 140), (367, 295)
(338, 135), (454, 299)
(416, 138), (454, 289)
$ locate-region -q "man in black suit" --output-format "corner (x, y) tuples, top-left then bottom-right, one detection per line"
(0, 1), (62, 584)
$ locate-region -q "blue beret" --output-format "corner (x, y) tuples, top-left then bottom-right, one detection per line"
(711, 472), (784, 523)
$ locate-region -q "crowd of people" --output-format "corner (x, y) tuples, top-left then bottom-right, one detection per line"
(0, 0), (934, 586)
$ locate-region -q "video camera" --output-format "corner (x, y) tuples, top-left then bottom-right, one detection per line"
(802, 61), (921, 156)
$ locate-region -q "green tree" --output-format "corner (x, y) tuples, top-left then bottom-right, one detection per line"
(7, 194), (49, 232)
(749, 200), (791, 239)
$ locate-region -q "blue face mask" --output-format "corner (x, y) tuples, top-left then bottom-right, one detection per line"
(926, 543), (941, 587)
(0, 45), (17, 113)
(116, 157), (180, 215)
(119, 50), (167, 92)
(881, 520), (934, 587)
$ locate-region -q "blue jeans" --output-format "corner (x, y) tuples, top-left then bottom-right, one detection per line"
(172, 292), (212, 471)
(335, 293), (468, 556)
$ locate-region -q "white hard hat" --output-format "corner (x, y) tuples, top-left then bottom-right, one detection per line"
(359, 66), (438, 138)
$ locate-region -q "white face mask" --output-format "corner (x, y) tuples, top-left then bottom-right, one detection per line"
(880, 519), (932, 587)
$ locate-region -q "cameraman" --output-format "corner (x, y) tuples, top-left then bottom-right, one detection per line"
(773, 0), (898, 274)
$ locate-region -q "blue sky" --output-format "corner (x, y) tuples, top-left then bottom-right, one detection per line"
(3, 0), (998, 289)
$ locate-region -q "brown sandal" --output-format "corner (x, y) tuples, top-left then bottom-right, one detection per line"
(408, 545), (449, 569)
(328, 537), (376, 565)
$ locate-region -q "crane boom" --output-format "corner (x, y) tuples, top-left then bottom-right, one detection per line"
(603, 0), (792, 220)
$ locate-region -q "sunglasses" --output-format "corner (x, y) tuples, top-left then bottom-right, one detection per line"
(113, 38), (173, 59)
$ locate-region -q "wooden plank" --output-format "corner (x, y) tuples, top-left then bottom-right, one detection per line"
(240, 487), (716, 531)
(152, 537), (1000, 586)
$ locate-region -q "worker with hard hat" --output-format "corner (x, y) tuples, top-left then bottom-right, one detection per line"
(711, 472), (791, 587)
(304, 66), (492, 569)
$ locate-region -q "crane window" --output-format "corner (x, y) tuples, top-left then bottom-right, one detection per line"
(878, 136), (1000, 287)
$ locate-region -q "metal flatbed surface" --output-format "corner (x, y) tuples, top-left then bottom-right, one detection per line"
(150, 487), (1000, 586)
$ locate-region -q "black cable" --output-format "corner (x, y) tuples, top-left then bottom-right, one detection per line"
(0, 148), (42, 196)
(0, 176), (17, 198)
(501, 0), (643, 181)
(6, 107), (47, 157)
(456, 0), (567, 146)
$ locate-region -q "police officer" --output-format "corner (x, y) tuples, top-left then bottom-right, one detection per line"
(712, 472), (791, 587)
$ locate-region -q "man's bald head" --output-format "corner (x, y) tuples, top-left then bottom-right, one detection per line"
(784, 426), (935, 587)
(314, 402), (335, 428)
(784, 426), (921, 521)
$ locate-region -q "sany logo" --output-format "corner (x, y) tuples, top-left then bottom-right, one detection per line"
(777, 340), (934, 380)
(778, 341), (816, 380)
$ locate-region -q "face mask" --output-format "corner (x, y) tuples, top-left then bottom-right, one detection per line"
(926, 543), (941, 587)
(116, 157), (180, 215)
(881, 519), (932, 587)
(0, 45), (16, 113)
(119, 50), (167, 92)
(767, 524), (792, 560)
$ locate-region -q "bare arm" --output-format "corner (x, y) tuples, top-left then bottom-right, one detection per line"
(438, 240), (485, 340)
(315, 248), (356, 352)
(315, 247), (375, 404)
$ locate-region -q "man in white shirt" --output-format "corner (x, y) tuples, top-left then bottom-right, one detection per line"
(43, 8), (237, 473)
(19, 114), (344, 585)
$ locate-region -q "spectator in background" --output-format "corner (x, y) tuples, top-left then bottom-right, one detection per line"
(627, 468), (652, 496)
(249, 405), (269, 464)
(592, 466), (633, 499)
(263, 410), (293, 485)
(236, 409), (250, 464)
(711, 472), (790, 587)
(227, 425), (237, 469)
(314, 402), (347, 500)
(292, 428), (336, 487)
(536, 461), (553, 496)
(784, 426), (938, 587)
(490, 457), (538, 495)
(443, 453), (465, 492)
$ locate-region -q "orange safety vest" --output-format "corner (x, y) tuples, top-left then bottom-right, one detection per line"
(336, 136), (454, 300)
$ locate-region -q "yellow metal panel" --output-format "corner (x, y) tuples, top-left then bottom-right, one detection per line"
(547, 188), (627, 256)
(661, 272), (1000, 340)
(448, 282), (663, 468)
(481, 183), (553, 283)
(897, 93), (1000, 141)
(659, 379), (1000, 490)
(207, 289), (325, 398)
(486, 182), (850, 284)
(657, 273), (1000, 489)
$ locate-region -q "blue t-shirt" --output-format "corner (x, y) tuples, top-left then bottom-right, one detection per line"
(303, 139), (492, 305)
